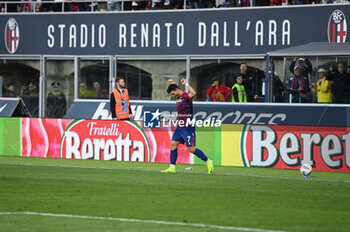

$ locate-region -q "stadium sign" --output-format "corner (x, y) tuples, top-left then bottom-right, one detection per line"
(0, 5), (349, 55)
(66, 100), (350, 127)
(60, 120), (151, 161)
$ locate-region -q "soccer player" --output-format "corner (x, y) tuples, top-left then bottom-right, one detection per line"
(161, 78), (214, 174)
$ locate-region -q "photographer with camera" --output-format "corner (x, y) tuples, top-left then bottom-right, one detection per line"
(327, 62), (350, 104)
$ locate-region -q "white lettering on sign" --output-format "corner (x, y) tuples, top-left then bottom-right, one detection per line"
(118, 23), (185, 48)
(47, 25), (55, 48)
(46, 20), (291, 50)
(279, 133), (300, 166)
(165, 23), (172, 47)
(321, 134), (342, 168)
(250, 125), (278, 167)
(87, 122), (120, 137)
(211, 22), (219, 47)
(47, 24), (107, 48)
(130, 23), (137, 48)
(269, 20), (277, 46)
(282, 20), (290, 45)
(198, 22), (206, 47)
(197, 20), (290, 47)
(177, 23), (184, 47)
(247, 126), (350, 169)
(69, 25), (76, 48)
(64, 131), (144, 161)
(80, 24), (88, 48)
(65, 131), (81, 159)
(255, 20), (263, 46)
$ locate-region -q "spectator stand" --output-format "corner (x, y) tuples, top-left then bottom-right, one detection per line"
(266, 42), (350, 104)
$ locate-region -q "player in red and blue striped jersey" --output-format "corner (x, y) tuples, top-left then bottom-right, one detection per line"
(161, 78), (214, 174)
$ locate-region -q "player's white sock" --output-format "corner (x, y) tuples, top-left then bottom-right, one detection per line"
(170, 164), (176, 168)
(206, 159), (210, 164)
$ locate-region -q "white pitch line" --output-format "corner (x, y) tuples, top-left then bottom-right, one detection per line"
(0, 162), (350, 183)
(0, 211), (287, 232)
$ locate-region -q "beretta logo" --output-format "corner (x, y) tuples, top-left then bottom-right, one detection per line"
(328, 10), (347, 43)
(4, 18), (20, 54)
(239, 125), (350, 172)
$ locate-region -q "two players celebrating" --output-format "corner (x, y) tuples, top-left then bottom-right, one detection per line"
(162, 78), (214, 174)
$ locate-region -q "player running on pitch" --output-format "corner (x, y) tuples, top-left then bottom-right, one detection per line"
(161, 78), (214, 174)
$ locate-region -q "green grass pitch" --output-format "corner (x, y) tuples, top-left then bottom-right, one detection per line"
(0, 156), (349, 232)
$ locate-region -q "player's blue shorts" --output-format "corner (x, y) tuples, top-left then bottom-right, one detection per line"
(172, 126), (196, 147)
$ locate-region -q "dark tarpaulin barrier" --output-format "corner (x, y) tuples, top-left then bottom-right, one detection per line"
(268, 42), (350, 57)
(0, 98), (31, 117)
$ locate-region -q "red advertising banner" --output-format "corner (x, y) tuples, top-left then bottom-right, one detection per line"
(241, 125), (350, 172)
(20, 118), (192, 164)
(18, 118), (349, 172)
(21, 118), (73, 158)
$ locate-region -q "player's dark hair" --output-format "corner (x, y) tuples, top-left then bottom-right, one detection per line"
(167, 84), (178, 93)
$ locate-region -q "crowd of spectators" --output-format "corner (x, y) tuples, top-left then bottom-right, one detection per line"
(287, 59), (350, 104)
(0, 0), (346, 13)
(204, 60), (350, 104)
(2, 81), (39, 98)
(1, 60), (349, 117)
(79, 81), (108, 98)
(1, 80), (39, 116)
(205, 63), (265, 103)
(1, 79), (109, 118)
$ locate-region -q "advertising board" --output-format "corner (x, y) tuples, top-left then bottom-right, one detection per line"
(0, 117), (348, 172)
(236, 125), (350, 172)
(66, 100), (350, 127)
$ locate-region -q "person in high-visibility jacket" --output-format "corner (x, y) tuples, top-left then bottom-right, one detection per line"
(232, 75), (247, 102)
(311, 68), (332, 103)
(110, 77), (132, 120)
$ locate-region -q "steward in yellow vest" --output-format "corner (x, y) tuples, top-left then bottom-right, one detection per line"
(232, 76), (247, 102)
(110, 77), (132, 120)
(311, 68), (332, 103)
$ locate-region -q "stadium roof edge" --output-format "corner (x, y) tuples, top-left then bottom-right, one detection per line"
(268, 42), (350, 57)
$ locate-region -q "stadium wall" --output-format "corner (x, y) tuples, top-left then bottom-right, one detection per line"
(1, 5), (350, 118)
(1, 117), (349, 172)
